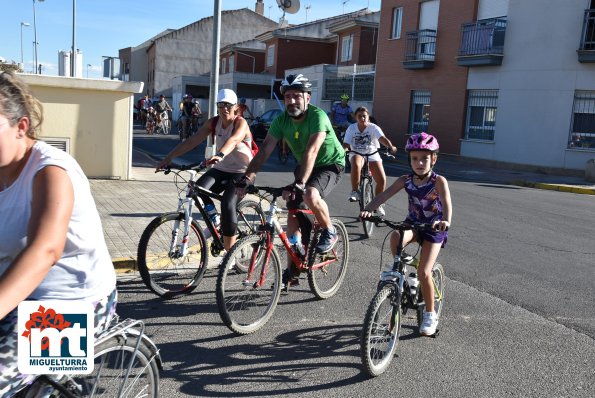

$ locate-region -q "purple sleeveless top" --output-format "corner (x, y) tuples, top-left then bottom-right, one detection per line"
(404, 171), (443, 224)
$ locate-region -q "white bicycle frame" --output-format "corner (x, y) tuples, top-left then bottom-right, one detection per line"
(170, 169), (204, 258)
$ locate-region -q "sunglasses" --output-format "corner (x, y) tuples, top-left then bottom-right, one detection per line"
(216, 102), (235, 109)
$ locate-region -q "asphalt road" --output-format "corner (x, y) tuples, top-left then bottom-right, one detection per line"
(125, 134), (595, 397)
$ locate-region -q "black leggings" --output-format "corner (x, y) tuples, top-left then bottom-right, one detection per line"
(195, 168), (244, 236)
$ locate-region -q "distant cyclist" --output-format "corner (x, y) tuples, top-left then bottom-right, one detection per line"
(343, 106), (397, 216)
(330, 93), (354, 131)
(155, 94), (172, 124)
(237, 73), (345, 264)
(237, 97), (254, 120)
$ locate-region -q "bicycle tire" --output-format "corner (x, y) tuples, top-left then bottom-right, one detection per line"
(307, 219), (349, 299)
(69, 335), (160, 397)
(216, 234), (282, 335)
(361, 285), (401, 377)
(137, 212), (208, 298)
(235, 200), (266, 273)
(361, 178), (375, 238)
(417, 263), (445, 327)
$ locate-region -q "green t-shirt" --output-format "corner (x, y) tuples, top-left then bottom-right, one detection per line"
(268, 105), (345, 167)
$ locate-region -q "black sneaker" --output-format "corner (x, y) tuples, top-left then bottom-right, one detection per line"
(281, 268), (299, 291)
(315, 228), (338, 253)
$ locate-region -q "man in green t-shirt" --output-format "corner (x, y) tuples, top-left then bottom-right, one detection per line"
(237, 74), (344, 278)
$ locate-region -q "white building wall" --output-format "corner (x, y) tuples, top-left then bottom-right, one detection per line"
(462, 0), (595, 171)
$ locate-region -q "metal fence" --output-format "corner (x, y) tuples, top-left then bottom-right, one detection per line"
(568, 90), (595, 149)
(404, 29), (437, 62)
(579, 9), (595, 51)
(459, 17), (507, 56)
(465, 90), (498, 141)
(323, 64), (375, 101)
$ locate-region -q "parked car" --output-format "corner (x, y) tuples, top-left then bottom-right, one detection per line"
(250, 108), (283, 141)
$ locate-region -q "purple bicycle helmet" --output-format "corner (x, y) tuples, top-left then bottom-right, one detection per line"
(405, 132), (439, 152)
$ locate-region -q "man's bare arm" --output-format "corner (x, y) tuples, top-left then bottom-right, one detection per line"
(245, 133), (278, 181)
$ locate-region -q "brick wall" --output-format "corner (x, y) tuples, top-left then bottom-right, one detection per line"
(373, 0), (476, 154)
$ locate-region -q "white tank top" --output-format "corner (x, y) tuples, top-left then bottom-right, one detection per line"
(213, 116), (254, 174)
(0, 141), (116, 301)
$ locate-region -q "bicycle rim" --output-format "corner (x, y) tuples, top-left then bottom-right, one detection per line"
(137, 212), (208, 298)
(361, 179), (374, 237)
(216, 234), (282, 335)
(361, 286), (401, 377)
(70, 336), (159, 397)
(307, 220), (349, 299)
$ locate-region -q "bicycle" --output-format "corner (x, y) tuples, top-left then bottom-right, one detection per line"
(215, 185), (349, 335)
(17, 316), (162, 398)
(154, 111), (171, 135)
(347, 149), (394, 238)
(360, 216), (445, 377)
(136, 162), (265, 298)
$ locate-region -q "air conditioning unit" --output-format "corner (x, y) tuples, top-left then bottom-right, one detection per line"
(39, 137), (71, 154)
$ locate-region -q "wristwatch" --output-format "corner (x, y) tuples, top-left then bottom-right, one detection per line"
(215, 151), (225, 158)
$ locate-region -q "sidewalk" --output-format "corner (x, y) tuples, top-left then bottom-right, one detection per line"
(90, 150), (594, 272)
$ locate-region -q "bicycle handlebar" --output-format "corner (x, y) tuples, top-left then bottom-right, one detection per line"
(346, 149), (396, 159)
(362, 216), (443, 232)
(246, 185), (285, 197)
(157, 161), (207, 175)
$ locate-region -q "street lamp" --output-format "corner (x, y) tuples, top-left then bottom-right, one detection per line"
(71, 0), (76, 77)
(33, 0), (45, 75)
(86, 63), (91, 78)
(20, 22), (30, 66)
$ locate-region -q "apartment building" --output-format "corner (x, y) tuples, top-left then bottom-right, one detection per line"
(374, 0), (595, 171)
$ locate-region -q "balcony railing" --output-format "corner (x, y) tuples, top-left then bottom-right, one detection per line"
(578, 9), (595, 62)
(457, 17), (507, 66)
(403, 29), (437, 69)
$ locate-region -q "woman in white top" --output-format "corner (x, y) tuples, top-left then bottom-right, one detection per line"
(157, 88), (254, 252)
(342, 106), (397, 216)
(0, 72), (117, 396)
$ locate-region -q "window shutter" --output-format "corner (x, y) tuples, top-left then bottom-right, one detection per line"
(478, 0), (509, 20)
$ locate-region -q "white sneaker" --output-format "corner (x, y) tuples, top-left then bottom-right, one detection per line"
(420, 311), (438, 336)
(376, 205), (386, 217)
(348, 190), (359, 202)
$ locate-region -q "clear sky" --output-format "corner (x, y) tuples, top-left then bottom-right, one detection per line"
(0, 0), (380, 79)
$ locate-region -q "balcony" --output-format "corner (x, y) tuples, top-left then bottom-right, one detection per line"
(403, 29), (437, 70)
(457, 17), (507, 67)
(578, 9), (595, 63)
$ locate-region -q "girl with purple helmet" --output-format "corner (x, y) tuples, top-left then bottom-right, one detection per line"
(360, 132), (452, 336)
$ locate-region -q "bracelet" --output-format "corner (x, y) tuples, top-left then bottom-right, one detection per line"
(215, 151), (225, 158)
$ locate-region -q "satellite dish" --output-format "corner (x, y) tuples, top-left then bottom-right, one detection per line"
(276, 0), (300, 15)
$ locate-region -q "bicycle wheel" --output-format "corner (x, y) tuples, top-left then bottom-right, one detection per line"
(307, 219), (349, 299)
(360, 178), (375, 238)
(69, 335), (160, 397)
(417, 263), (445, 327)
(216, 234), (282, 335)
(235, 200), (266, 273)
(361, 285), (401, 377)
(137, 212), (208, 298)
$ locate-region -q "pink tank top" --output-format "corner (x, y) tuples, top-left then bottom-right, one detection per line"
(213, 116), (253, 173)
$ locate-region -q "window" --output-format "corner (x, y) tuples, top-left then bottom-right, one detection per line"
(221, 58), (226, 74)
(465, 90), (498, 140)
(229, 56), (234, 73)
(341, 34), (353, 62)
(568, 90), (595, 149)
(410, 90), (431, 134)
(392, 7), (403, 39)
(266, 45), (275, 67)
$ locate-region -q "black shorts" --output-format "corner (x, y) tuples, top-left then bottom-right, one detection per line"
(286, 163), (344, 210)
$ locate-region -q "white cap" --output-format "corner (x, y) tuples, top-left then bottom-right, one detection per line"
(216, 88), (238, 105)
